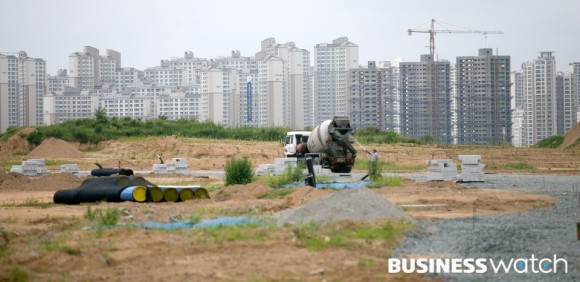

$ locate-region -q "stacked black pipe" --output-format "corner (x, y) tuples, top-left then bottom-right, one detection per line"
(54, 176), (132, 205)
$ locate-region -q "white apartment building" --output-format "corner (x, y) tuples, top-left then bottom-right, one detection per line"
(520, 52), (558, 147)
(256, 38), (311, 129)
(114, 67), (143, 91)
(156, 92), (201, 120)
(69, 46), (99, 90)
(100, 50), (121, 86)
(256, 56), (285, 127)
(144, 63), (184, 87)
(99, 94), (154, 119)
(510, 70), (524, 147)
(200, 67), (235, 125)
(313, 37), (359, 125)
(0, 51), (46, 133)
(43, 87), (98, 125)
(47, 69), (70, 94)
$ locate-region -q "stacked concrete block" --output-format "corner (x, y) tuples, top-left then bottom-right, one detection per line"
(274, 157), (298, 174)
(10, 159), (48, 176)
(426, 159), (458, 181)
(255, 164), (276, 175)
(458, 155), (485, 182)
(152, 157), (189, 174)
(60, 164), (79, 174)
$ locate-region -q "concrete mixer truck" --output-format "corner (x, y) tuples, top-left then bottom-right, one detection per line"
(283, 116), (357, 173)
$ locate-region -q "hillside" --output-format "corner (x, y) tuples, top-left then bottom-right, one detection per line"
(560, 122), (580, 149)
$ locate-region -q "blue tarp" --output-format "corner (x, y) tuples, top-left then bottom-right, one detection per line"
(89, 216), (257, 230)
(277, 181), (370, 189)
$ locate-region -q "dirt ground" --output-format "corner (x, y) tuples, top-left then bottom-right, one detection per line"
(0, 133), (574, 281)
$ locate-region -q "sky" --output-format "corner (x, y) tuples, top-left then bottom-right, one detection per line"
(2, 0), (579, 75)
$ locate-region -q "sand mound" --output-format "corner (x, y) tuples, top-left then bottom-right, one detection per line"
(26, 138), (85, 159)
(0, 128), (34, 156)
(560, 122), (580, 149)
(284, 186), (330, 207)
(0, 171), (31, 191)
(273, 188), (408, 226)
(0, 172), (82, 192)
(212, 183), (273, 201)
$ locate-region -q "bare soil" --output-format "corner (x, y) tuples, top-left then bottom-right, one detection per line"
(0, 134), (569, 281)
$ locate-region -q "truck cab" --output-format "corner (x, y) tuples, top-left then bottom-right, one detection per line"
(284, 131), (310, 157)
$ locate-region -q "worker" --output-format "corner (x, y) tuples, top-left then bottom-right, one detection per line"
(368, 149), (378, 167)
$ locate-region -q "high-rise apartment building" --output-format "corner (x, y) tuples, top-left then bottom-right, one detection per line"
(47, 69), (70, 93)
(456, 49), (511, 145)
(399, 55), (452, 143)
(0, 51), (46, 133)
(556, 64), (579, 134)
(256, 39), (311, 129)
(347, 61), (395, 130)
(520, 52), (558, 146)
(313, 37), (359, 125)
(69, 47), (121, 91)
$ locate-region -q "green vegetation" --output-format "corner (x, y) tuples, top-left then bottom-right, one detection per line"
(0, 126), (23, 141)
(533, 135), (564, 148)
(225, 157), (254, 186)
(21, 109), (290, 145)
(265, 163), (305, 187)
(353, 127), (425, 144)
(0, 266), (29, 282)
(366, 176), (403, 189)
(192, 223), (267, 243)
(0, 199), (53, 209)
(489, 162), (535, 171)
(84, 206), (121, 226)
(257, 188), (295, 199)
(295, 220), (411, 250)
(355, 159), (424, 172)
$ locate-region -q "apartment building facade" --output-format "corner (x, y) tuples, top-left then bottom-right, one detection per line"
(313, 37), (359, 125)
(520, 52), (558, 147)
(456, 49), (512, 145)
(399, 55), (452, 143)
(0, 51), (46, 133)
(347, 61), (396, 130)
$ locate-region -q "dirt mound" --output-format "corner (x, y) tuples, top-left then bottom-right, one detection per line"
(0, 171), (31, 191)
(26, 138), (85, 159)
(212, 183), (273, 201)
(273, 188), (408, 226)
(0, 128), (34, 156)
(284, 186), (330, 207)
(560, 122), (580, 149)
(0, 172), (82, 192)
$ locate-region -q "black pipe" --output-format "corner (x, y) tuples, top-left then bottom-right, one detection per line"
(91, 168), (134, 177)
(305, 157), (317, 187)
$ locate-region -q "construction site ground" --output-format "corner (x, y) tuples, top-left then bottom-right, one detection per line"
(0, 133), (579, 281)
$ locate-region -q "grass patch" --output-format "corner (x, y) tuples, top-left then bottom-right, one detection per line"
(355, 159), (424, 172)
(0, 199), (53, 209)
(0, 265), (29, 282)
(295, 220), (412, 250)
(193, 223), (268, 243)
(41, 240), (82, 256)
(257, 188), (295, 199)
(490, 162), (535, 171)
(366, 176), (403, 188)
(533, 135), (564, 148)
(84, 206), (121, 226)
(265, 163), (304, 187)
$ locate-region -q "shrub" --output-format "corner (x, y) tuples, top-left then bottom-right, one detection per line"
(368, 159), (383, 181)
(266, 163), (305, 187)
(533, 135), (564, 148)
(225, 157), (254, 186)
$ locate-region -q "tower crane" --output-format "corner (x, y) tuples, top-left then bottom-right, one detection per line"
(407, 19), (503, 62)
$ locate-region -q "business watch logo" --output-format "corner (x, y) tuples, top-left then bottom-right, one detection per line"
(388, 255), (568, 274)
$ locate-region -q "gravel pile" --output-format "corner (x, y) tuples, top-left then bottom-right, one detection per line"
(393, 173), (580, 281)
(273, 187), (408, 226)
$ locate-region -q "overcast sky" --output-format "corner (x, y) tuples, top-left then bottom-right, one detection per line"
(2, 0), (579, 74)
